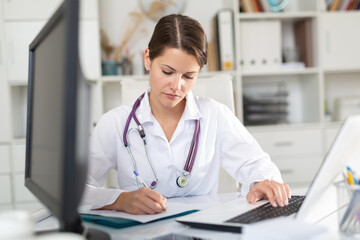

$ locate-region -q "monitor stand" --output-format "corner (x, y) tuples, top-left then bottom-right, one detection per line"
(36, 214), (110, 240)
(73, 215), (111, 240)
(85, 227), (111, 240)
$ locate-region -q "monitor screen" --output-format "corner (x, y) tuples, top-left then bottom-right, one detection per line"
(25, 1), (109, 238)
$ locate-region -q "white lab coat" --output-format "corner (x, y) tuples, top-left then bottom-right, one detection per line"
(83, 90), (282, 209)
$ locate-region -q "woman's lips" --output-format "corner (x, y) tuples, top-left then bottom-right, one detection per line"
(165, 93), (179, 99)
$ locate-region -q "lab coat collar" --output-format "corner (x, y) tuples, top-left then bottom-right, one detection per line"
(136, 88), (202, 125)
(183, 90), (202, 121)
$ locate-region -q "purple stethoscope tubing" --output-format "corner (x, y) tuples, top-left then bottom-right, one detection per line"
(123, 92), (200, 188)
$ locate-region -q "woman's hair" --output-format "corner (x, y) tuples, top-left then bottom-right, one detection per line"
(148, 14), (208, 68)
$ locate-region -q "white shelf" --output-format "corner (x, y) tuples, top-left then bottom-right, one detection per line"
(8, 81), (28, 86)
(100, 70), (238, 83)
(238, 11), (318, 20)
(247, 122), (323, 132)
(241, 67), (319, 77)
(323, 67), (360, 74)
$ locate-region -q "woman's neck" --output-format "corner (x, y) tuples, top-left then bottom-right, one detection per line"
(149, 94), (186, 141)
(149, 94), (185, 121)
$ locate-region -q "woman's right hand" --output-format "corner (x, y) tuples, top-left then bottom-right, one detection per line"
(99, 188), (167, 215)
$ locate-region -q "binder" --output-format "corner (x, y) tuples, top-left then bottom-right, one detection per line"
(215, 9), (235, 71)
(239, 20), (281, 72)
(294, 19), (313, 68)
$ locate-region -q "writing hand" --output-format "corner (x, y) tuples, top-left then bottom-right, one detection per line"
(105, 188), (166, 214)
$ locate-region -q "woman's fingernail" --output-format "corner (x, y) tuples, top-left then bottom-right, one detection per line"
(285, 199), (289, 205)
(251, 196), (255, 203)
(272, 202), (278, 207)
(279, 201), (284, 207)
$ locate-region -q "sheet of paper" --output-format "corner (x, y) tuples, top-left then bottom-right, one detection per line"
(78, 194), (222, 223)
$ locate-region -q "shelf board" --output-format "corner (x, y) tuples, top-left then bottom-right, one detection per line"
(101, 75), (148, 83)
(323, 67), (360, 74)
(8, 81), (28, 86)
(237, 11), (318, 20)
(246, 122), (323, 132)
(100, 70), (238, 83)
(241, 67), (319, 77)
(12, 138), (26, 144)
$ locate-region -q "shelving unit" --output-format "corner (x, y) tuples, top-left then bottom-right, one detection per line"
(231, 0), (360, 187)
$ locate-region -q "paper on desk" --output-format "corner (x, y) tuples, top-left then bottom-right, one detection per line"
(79, 194), (220, 223)
(242, 216), (328, 240)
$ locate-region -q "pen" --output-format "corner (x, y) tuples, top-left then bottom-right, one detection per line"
(346, 170), (355, 185)
(346, 166), (356, 185)
(133, 170), (148, 188)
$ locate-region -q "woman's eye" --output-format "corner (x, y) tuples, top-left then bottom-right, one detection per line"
(183, 75), (194, 80)
(162, 70), (172, 75)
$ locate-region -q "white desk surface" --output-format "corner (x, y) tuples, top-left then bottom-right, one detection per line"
(36, 190), (358, 240)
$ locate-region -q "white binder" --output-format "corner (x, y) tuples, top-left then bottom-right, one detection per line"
(216, 10), (235, 71)
(240, 20), (282, 72)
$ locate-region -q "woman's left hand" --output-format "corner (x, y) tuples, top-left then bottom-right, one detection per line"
(246, 180), (291, 207)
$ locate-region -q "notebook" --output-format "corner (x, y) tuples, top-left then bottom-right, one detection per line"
(177, 115), (360, 232)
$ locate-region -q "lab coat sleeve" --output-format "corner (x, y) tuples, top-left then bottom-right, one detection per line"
(217, 104), (283, 197)
(82, 111), (124, 209)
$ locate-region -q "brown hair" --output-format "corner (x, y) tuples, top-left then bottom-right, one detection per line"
(148, 14), (208, 68)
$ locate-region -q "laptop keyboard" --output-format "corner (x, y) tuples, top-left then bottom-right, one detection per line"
(225, 195), (305, 224)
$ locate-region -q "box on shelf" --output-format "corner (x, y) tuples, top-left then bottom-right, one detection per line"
(334, 96), (360, 122)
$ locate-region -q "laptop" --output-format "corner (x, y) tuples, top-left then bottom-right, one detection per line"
(177, 115), (360, 232)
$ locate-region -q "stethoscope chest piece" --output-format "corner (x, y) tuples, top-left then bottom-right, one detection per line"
(176, 175), (189, 188)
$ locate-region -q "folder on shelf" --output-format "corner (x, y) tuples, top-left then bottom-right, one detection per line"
(294, 19), (313, 68)
(214, 9), (235, 71)
(239, 20), (281, 72)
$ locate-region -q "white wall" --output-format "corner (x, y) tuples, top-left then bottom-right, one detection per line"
(98, 0), (233, 75)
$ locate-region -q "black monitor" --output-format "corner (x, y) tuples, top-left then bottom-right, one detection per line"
(25, 1), (109, 239)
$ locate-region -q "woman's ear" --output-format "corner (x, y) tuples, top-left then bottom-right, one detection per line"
(144, 48), (151, 71)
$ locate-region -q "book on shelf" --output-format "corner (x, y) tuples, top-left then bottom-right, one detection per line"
(240, 0), (290, 13)
(259, 0), (271, 12)
(340, 0), (352, 10)
(327, 0), (360, 11)
(253, 0), (263, 12)
(294, 19), (313, 68)
(329, 0), (342, 11)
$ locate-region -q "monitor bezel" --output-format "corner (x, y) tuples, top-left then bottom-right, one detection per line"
(25, 0), (81, 225)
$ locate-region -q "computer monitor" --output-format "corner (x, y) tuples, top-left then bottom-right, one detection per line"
(25, 1), (109, 239)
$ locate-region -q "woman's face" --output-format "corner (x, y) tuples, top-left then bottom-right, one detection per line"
(144, 47), (200, 110)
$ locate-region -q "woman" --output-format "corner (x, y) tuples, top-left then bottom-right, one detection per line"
(85, 14), (291, 215)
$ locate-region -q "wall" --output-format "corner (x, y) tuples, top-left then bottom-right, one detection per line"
(98, 0), (233, 75)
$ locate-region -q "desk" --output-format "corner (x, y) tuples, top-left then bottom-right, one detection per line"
(36, 191), (355, 240)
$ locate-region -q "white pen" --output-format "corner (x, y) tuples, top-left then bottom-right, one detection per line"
(133, 170), (148, 188)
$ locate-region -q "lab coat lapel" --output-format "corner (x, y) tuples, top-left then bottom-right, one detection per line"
(170, 91), (202, 143)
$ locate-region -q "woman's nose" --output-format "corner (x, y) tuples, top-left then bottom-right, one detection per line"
(169, 74), (182, 91)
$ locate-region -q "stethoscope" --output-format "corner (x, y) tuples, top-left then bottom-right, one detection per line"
(123, 92), (200, 189)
